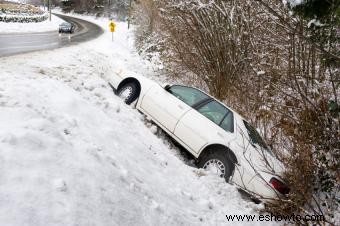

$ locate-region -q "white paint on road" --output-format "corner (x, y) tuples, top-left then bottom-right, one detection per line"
(0, 42), (60, 51)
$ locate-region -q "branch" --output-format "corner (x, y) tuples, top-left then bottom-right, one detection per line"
(254, 0), (340, 61)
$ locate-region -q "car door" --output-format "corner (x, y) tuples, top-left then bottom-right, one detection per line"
(174, 100), (236, 154)
(140, 85), (209, 132)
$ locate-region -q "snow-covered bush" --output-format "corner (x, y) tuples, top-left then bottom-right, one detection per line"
(0, 13), (48, 23)
(60, 0), (129, 19)
(132, 0), (164, 68)
(0, 2), (48, 23)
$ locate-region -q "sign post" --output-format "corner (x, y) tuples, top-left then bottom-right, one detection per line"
(128, 0), (132, 29)
(48, 0), (51, 21)
(109, 21), (116, 41)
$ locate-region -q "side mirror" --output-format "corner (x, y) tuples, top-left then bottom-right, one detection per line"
(162, 83), (171, 90)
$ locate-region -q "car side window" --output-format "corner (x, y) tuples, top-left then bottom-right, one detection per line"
(168, 85), (209, 107)
(197, 101), (228, 125)
(220, 112), (234, 133)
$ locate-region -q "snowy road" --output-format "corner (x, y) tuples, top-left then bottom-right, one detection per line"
(0, 14), (103, 57)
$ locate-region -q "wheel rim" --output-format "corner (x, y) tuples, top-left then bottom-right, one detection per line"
(203, 159), (226, 178)
(118, 86), (133, 101)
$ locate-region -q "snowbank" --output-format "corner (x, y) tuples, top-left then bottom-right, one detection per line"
(0, 13), (280, 226)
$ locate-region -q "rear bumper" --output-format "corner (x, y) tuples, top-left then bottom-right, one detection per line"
(59, 29), (72, 33)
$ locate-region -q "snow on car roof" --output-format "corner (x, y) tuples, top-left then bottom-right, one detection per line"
(60, 22), (71, 26)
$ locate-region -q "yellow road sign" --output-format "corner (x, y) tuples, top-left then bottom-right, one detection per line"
(109, 21), (116, 32)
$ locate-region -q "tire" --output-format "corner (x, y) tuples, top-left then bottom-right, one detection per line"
(117, 82), (139, 105)
(197, 149), (234, 182)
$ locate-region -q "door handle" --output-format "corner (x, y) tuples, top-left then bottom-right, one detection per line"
(217, 132), (224, 138)
(178, 104), (184, 110)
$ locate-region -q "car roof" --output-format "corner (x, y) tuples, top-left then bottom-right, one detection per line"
(60, 22), (71, 26)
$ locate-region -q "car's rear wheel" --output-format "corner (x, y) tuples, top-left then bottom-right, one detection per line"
(198, 150), (234, 182)
(117, 82), (139, 105)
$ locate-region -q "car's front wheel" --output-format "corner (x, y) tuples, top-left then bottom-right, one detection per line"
(117, 82), (139, 105)
(198, 150), (234, 182)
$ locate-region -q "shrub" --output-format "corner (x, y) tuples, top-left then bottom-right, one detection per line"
(0, 2), (48, 23)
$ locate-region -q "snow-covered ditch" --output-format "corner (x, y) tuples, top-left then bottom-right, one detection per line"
(0, 13), (279, 226)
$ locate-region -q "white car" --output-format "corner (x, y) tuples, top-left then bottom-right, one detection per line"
(110, 74), (289, 199)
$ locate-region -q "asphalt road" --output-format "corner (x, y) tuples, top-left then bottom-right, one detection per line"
(0, 14), (103, 57)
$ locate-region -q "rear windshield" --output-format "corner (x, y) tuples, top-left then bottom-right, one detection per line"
(243, 120), (269, 151)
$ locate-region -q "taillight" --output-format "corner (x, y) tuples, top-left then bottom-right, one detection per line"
(269, 177), (290, 195)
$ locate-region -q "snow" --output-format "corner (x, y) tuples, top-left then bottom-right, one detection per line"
(3, 0), (23, 2)
(0, 12), (280, 226)
(257, 71), (265, 76)
(284, 0), (304, 7)
(307, 19), (324, 28)
(6, 0), (24, 2)
(0, 14), (63, 34)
